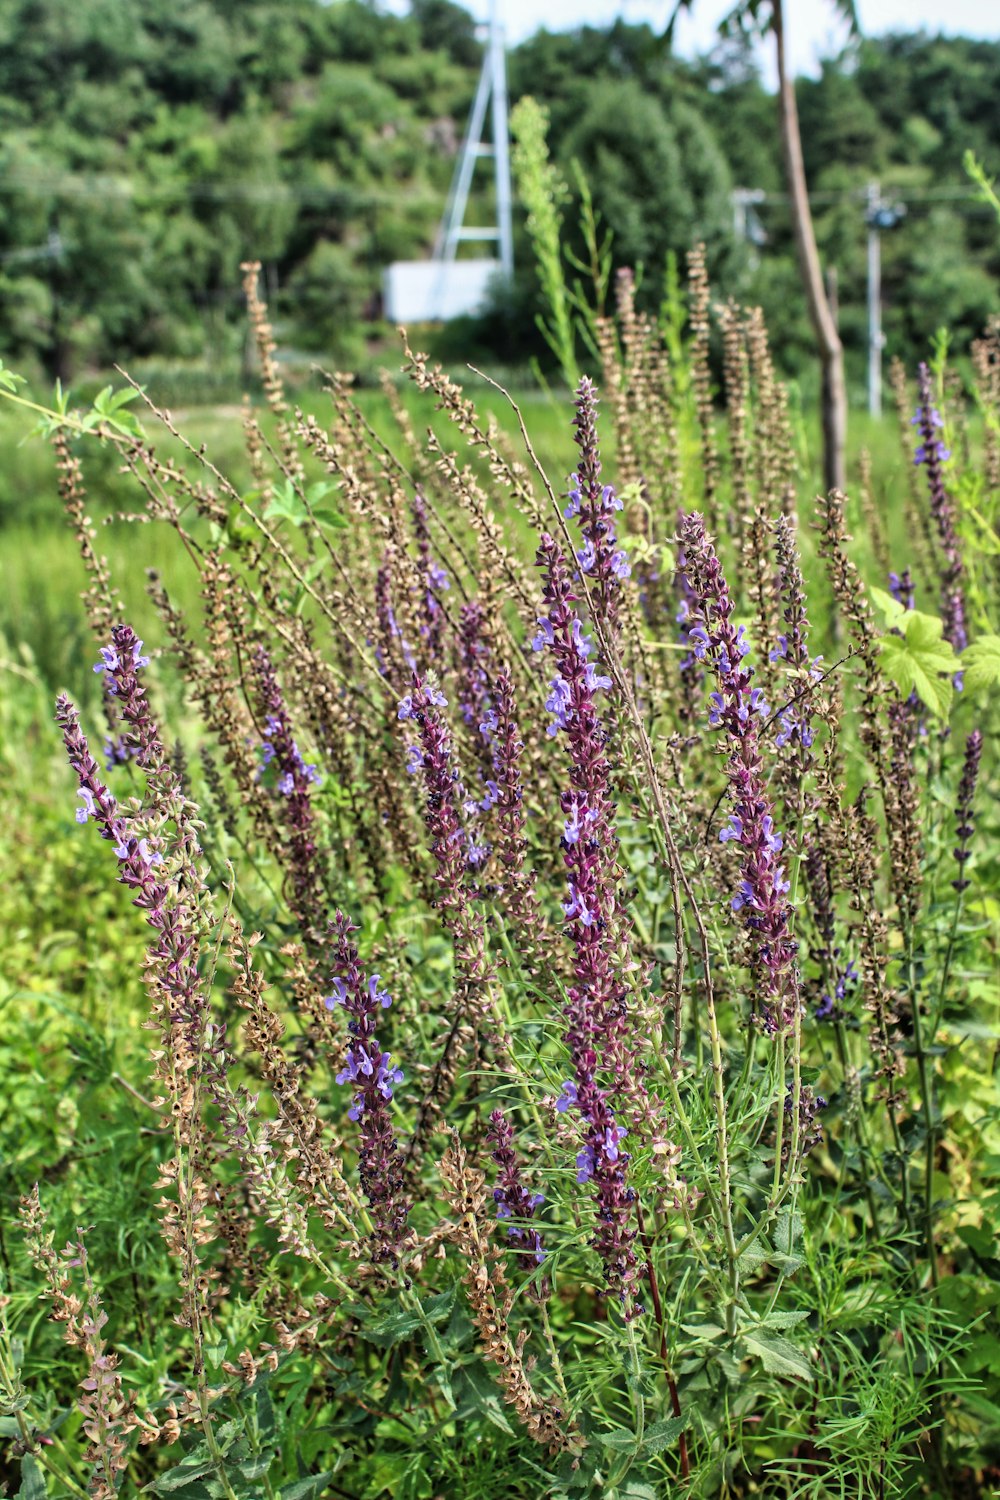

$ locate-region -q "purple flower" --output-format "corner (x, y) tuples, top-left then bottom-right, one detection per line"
(555, 1080), (578, 1113)
(679, 513), (799, 1033)
(329, 912), (409, 1262)
(914, 365), (967, 657)
(953, 729), (983, 892)
(253, 647), (324, 938)
(533, 532), (642, 1314)
(564, 379), (628, 637)
(531, 617), (555, 653)
(93, 638), (149, 690)
(487, 1110), (547, 1271)
(562, 882), (596, 927)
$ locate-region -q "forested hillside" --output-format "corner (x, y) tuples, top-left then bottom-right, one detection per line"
(0, 0), (997, 391)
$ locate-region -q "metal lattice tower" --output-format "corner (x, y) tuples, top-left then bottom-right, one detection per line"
(433, 0), (514, 279)
(383, 1), (512, 323)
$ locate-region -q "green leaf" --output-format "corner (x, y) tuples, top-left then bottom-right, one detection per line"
(745, 1331), (814, 1383)
(17, 1453), (48, 1499)
(145, 1454), (217, 1492)
(597, 1427), (638, 1451)
(878, 608), (960, 718)
(642, 1416), (686, 1454)
(278, 1475), (335, 1500)
(454, 1360), (515, 1435)
(0, 360), (27, 394)
(869, 585), (908, 630)
(961, 634), (1000, 694)
(680, 1321), (726, 1341)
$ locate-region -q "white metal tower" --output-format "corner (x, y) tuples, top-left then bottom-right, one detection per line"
(383, 0), (513, 323)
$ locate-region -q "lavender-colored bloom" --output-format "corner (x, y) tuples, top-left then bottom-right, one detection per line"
(769, 517), (820, 783)
(679, 513), (799, 1033)
(564, 378), (627, 637)
(888, 570), (916, 611)
(328, 911), (409, 1262)
(93, 637), (150, 691)
(534, 532), (641, 1314)
(914, 364), (967, 657)
(479, 667), (542, 934)
(411, 490), (449, 660)
(60, 626), (214, 1091)
(953, 729), (983, 892)
(252, 647), (324, 937)
(457, 602), (492, 735)
(375, 551), (417, 681)
(815, 959), (859, 1022)
(555, 1080), (578, 1113)
(486, 1110), (547, 1271)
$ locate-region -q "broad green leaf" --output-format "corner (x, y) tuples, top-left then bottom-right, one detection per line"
(597, 1427), (638, 1451)
(454, 1359), (515, 1435)
(642, 1416), (686, 1454)
(745, 1331), (814, 1383)
(17, 1454), (48, 1499)
(878, 608), (960, 719)
(144, 1454), (217, 1492)
(263, 484), (309, 526)
(962, 634), (1000, 694)
(869, 585), (908, 630)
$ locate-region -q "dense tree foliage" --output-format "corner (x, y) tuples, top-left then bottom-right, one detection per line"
(0, 0), (997, 389)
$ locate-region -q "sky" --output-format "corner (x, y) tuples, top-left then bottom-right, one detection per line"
(487, 0), (1000, 76)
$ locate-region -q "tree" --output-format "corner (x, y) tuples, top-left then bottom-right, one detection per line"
(670, 0), (854, 493)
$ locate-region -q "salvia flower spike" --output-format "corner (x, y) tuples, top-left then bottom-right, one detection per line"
(678, 512), (800, 1033)
(326, 910), (409, 1263)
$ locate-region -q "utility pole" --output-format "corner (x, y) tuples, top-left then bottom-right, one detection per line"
(866, 180), (883, 420)
(864, 180), (905, 420)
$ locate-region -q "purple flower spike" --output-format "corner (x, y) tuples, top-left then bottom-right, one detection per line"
(533, 532), (642, 1315)
(565, 377), (628, 638)
(953, 729), (983, 892)
(329, 911), (409, 1263)
(914, 364), (967, 657)
(487, 1110), (547, 1272)
(679, 513), (800, 1033)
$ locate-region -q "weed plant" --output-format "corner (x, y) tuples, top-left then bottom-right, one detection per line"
(0, 259), (998, 1499)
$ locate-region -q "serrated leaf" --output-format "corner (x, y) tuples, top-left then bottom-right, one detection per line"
(454, 1360), (515, 1435)
(642, 1416), (686, 1454)
(745, 1331), (814, 1383)
(870, 585), (908, 629)
(312, 505), (348, 529)
(962, 634), (1000, 694)
(757, 1310), (810, 1330)
(17, 1453), (48, 1499)
(145, 1455), (217, 1491)
(279, 1475), (335, 1500)
(774, 1209), (803, 1256)
(680, 1321), (726, 1341)
(598, 1427), (638, 1451)
(878, 609), (960, 719)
